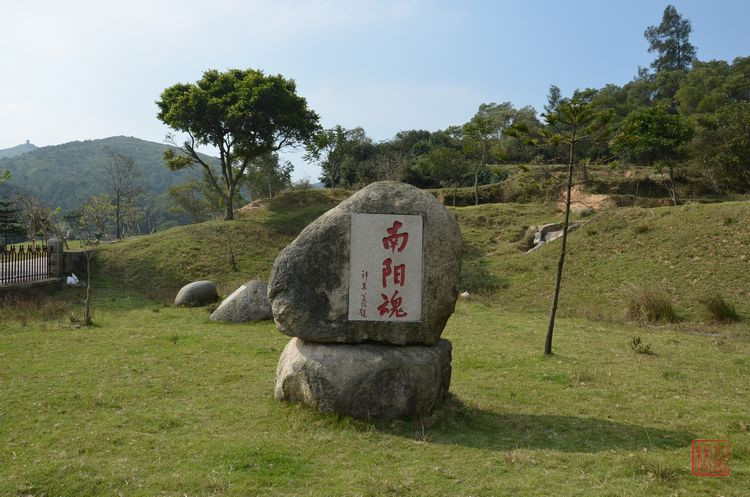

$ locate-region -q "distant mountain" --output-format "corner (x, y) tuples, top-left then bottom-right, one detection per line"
(0, 136), (209, 212)
(0, 140), (38, 159)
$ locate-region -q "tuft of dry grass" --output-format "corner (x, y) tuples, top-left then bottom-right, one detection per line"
(701, 294), (740, 322)
(625, 285), (679, 323)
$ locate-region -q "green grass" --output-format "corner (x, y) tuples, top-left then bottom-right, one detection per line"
(95, 189), (350, 300)
(1, 287), (748, 496)
(3, 191), (750, 495)
(95, 190), (749, 325)
(455, 200), (750, 322)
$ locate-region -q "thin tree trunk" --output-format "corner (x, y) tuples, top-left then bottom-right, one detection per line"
(116, 197), (121, 239)
(452, 186), (457, 207)
(667, 165), (677, 206)
(474, 168), (479, 206)
(545, 134), (576, 356)
(84, 253), (92, 326)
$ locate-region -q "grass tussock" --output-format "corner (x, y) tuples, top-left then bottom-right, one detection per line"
(630, 336), (655, 355)
(625, 286), (680, 323)
(636, 458), (680, 483)
(701, 294), (740, 322)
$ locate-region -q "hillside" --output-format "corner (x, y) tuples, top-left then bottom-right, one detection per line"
(96, 189), (750, 324)
(456, 200), (750, 322)
(0, 136), (207, 211)
(96, 189), (351, 299)
(0, 141), (37, 159)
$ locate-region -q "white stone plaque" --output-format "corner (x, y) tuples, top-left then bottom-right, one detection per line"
(348, 213), (423, 322)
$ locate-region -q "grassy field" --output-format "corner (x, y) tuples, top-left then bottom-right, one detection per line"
(95, 190), (350, 299)
(2, 190), (748, 495)
(1, 284), (748, 496)
(455, 200), (750, 321)
(96, 189), (750, 323)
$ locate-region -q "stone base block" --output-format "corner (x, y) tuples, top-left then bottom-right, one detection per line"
(274, 338), (451, 420)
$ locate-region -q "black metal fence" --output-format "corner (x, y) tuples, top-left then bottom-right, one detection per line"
(0, 244), (50, 285)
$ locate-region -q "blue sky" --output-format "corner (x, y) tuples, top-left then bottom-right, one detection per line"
(2, 0), (748, 180)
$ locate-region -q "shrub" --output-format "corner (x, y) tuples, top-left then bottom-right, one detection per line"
(630, 336), (655, 355)
(632, 223), (650, 234)
(625, 286), (679, 323)
(701, 294), (740, 322)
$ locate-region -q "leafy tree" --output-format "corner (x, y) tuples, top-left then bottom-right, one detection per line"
(613, 105), (693, 166)
(157, 68), (320, 220)
(82, 194), (116, 240)
(305, 126), (375, 187)
(689, 102), (750, 192)
(120, 204), (146, 237)
(167, 178), (219, 223)
(644, 5), (697, 72)
(501, 105), (543, 163)
(0, 200), (24, 246)
(388, 129), (433, 157)
(102, 148), (142, 239)
(612, 104), (693, 203)
(12, 194), (64, 246)
(538, 92), (611, 355)
(462, 102), (514, 205)
(419, 146), (470, 206)
(246, 153), (294, 199)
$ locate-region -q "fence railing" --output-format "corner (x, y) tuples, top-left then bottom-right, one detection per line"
(0, 244), (51, 285)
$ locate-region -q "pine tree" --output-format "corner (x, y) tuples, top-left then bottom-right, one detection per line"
(644, 5), (697, 72)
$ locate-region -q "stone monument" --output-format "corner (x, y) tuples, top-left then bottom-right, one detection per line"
(269, 181), (462, 419)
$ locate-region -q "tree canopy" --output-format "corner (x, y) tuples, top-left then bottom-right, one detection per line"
(644, 5), (697, 72)
(157, 68), (320, 220)
(612, 104), (693, 166)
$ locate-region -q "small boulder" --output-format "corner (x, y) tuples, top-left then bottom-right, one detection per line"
(210, 280), (272, 322)
(174, 280), (219, 307)
(274, 337), (452, 420)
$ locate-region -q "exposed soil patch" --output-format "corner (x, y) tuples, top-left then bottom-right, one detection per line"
(559, 185), (616, 213)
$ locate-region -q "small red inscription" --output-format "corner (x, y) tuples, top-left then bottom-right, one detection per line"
(691, 440), (731, 477)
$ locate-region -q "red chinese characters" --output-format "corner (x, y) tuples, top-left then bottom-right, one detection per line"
(348, 213), (423, 322)
(377, 290), (407, 318)
(378, 220), (409, 318)
(381, 258), (406, 287)
(382, 220), (409, 253)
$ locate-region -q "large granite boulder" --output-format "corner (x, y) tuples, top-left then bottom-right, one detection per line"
(268, 181), (462, 345)
(275, 338), (452, 420)
(210, 280), (272, 322)
(174, 280), (219, 307)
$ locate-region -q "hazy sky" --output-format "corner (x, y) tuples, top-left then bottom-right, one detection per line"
(2, 0), (749, 180)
